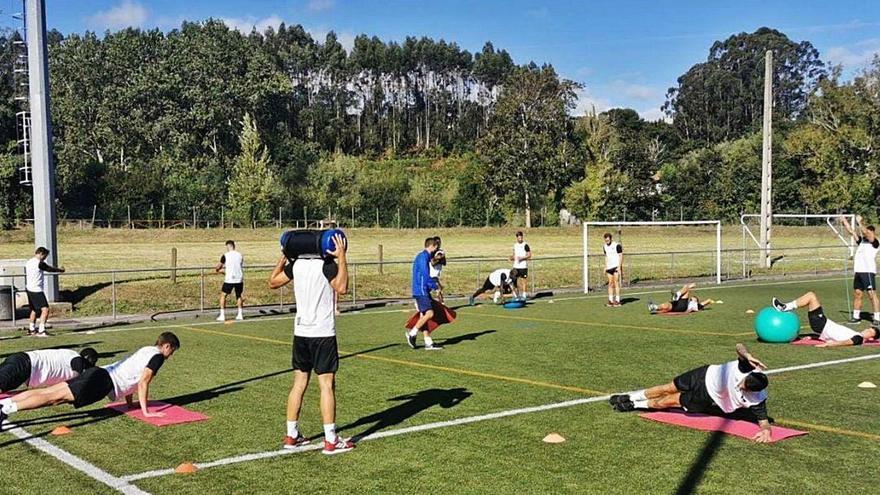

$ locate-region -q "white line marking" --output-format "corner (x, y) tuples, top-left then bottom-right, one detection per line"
(6, 423), (151, 494)
(766, 353), (880, 375)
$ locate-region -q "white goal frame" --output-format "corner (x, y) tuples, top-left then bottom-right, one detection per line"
(582, 221), (722, 293)
(740, 213), (856, 257)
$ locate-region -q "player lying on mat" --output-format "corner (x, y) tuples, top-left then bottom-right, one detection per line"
(772, 292), (880, 347)
(0, 347), (98, 394)
(609, 343), (772, 443)
(648, 283), (714, 314)
(469, 268), (520, 305)
(0, 332), (179, 425)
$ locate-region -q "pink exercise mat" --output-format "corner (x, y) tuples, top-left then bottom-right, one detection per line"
(107, 401), (209, 427)
(639, 410), (807, 443)
(791, 336), (880, 347)
(0, 391), (20, 400)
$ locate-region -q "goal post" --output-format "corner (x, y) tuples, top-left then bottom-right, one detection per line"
(740, 213), (856, 257)
(582, 220), (722, 293)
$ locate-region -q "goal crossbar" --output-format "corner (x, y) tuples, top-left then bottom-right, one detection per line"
(582, 220), (722, 293)
(739, 213), (855, 256)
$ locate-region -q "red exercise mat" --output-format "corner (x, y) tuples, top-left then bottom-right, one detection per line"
(639, 410), (807, 443)
(791, 336), (880, 347)
(107, 400), (209, 427)
(404, 300), (457, 333)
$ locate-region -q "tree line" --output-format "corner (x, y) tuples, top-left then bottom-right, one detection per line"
(0, 23), (877, 228)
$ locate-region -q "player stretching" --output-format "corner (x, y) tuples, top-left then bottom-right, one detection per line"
(842, 216), (880, 325)
(648, 283), (714, 314)
(270, 233), (355, 454)
(0, 347), (98, 393)
(772, 292), (879, 347)
(603, 233), (623, 307)
(510, 231), (531, 298)
(24, 247), (65, 337)
(215, 240), (244, 321)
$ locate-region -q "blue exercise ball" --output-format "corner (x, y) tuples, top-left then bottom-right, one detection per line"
(754, 307), (800, 343)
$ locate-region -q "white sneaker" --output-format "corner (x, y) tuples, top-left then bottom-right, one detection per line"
(235, 313), (244, 321)
(216, 314), (225, 322)
(35, 331), (49, 338)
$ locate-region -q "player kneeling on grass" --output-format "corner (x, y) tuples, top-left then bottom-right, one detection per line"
(469, 268), (520, 305)
(609, 343), (772, 443)
(0, 347), (98, 394)
(0, 333), (179, 425)
(648, 283), (714, 315)
(269, 233), (355, 455)
(772, 292), (880, 347)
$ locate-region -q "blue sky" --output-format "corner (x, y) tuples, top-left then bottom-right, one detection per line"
(19, 1), (880, 120)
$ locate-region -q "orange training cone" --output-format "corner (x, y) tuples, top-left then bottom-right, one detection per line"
(542, 433), (566, 444)
(51, 426), (72, 436)
(175, 462), (198, 474)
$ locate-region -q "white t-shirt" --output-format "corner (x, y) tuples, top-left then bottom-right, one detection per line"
(489, 269), (511, 287)
(704, 359), (768, 414)
(289, 258), (336, 338)
(104, 346), (164, 401)
(429, 249), (445, 278)
(603, 242), (622, 270)
(221, 250), (244, 283)
(687, 298), (701, 312)
(512, 242), (530, 269)
(853, 236), (880, 274)
(25, 257), (45, 292)
(26, 349), (82, 388)
(819, 318), (860, 343)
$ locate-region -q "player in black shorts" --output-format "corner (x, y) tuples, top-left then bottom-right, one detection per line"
(647, 283), (714, 314)
(0, 348), (98, 393)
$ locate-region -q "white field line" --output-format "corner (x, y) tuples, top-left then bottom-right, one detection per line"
(6, 423), (151, 495)
(120, 351), (880, 482)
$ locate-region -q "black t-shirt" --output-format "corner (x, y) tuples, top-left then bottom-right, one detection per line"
(220, 254), (226, 264)
(146, 354), (165, 375)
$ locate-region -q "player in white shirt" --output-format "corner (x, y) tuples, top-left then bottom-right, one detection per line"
(602, 233), (623, 307)
(0, 333), (179, 424)
(772, 291), (880, 347)
(429, 236), (446, 303)
(842, 216), (880, 325)
(469, 268), (520, 305)
(647, 283), (714, 314)
(24, 246), (65, 337)
(269, 232), (355, 455)
(509, 231), (532, 298)
(215, 240), (245, 321)
(610, 343), (772, 443)
(0, 347), (98, 393)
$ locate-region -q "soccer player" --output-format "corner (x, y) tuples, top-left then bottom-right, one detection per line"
(429, 236), (446, 303)
(0, 333), (180, 423)
(509, 231), (531, 298)
(842, 216), (880, 325)
(610, 343), (772, 443)
(469, 268), (520, 305)
(648, 283), (714, 314)
(0, 347), (98, 393)
(602, 233), (623, 307)
(772, 291), (880, 347)
(215, 240), (244, 321)
(269, 232), (356, 455)
(24, 247), (65, 337)
(406, 238), (443, 351)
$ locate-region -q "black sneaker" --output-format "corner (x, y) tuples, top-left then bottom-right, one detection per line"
(609, 394), (630, 406)
(0, 409), (7, 427)
(771, 297), (786, 311)
(612, 400), (636, 413)
(405, 331), (417, 349)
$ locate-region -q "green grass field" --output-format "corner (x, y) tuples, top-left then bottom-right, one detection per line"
(0, 277), (878, 494)
(0, 225), (855, 317)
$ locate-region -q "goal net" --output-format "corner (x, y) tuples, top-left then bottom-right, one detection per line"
(582, 221), (722, 293)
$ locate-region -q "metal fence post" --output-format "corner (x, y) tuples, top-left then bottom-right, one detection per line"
(111, 271), (117, 319)
(352, 264), (357, 305)
(200, 268), (205, 312)
(10, 283), (16, 326)
(279, 284), (284, 311)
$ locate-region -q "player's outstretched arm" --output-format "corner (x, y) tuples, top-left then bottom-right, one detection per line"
(268, 255), (291, 289)
(735, 343), (766, 370)
(137, 368), (163, 418)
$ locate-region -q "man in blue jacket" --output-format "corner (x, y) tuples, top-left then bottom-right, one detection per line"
(407, 237), (442, 350)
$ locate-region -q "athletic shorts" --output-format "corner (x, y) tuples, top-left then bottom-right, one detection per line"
(670, 298), (690, 313)
(67, 367), (114, 409)
(605, 267), (618, 276)
(221, 282), (244, 298)
(673, 365), (715, 413)
(292, 336), (339, 375)
(854, 273), (876, 291)
(26, 290), (49, 312)
(414, 296), (433, 314)
(0, 352), (31, 392)
(516, 268), (528, 279)
(809, 306), (859, 342)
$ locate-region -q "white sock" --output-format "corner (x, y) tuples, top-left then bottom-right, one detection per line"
(674, 291), (682, 301)
(408, 328), (419, 337)
(608, 296), (614, 303)
(28, 322), (34, 331)
(323, 423), (336, 443)
(38, 323), (45, 333)
(633, 399), (649, 409)
(286, 420), (299, 438)
(237, 309), (243, 317)
(219, 310), (226, 317)
(873, 312), (879, 321)
(853, 309), (860, 319)
(1, 400), (18, 414)
(784, 301), (798, 312)
(615, 295), (620, 303)
(630, 389), (647, 401)
(424, 335), (434, 347)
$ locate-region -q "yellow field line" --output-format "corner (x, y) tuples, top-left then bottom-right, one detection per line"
(776, 418), (880, 442)
(468, 312), (754, 337)
(179, 326), (606, 396)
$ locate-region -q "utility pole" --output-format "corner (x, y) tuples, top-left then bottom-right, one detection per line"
(759, 50), (773, 268)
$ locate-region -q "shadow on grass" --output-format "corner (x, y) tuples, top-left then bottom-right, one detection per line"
(675, 428), (726, 495)
(438, 330), (496, 347)
(0, 341), (104, 359)
(337, 387), (472, 442)
(61, 282), (113, 307)
(619, 297), (640, 305)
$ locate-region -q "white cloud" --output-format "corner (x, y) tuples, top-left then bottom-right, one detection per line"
(86, 0), (148, 30)
(307, 27), (356, 52)
(826, 38), (880, 68)
(639, 107), (670, 123)
(610, 80), (660, 101)
(221, 15), (285, 35)
(307, 0), (335, 12)
(572, 87), (611, 116)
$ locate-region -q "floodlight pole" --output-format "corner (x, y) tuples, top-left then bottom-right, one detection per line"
(26, 0), (58, 300)
(759, 50), (773, 269)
